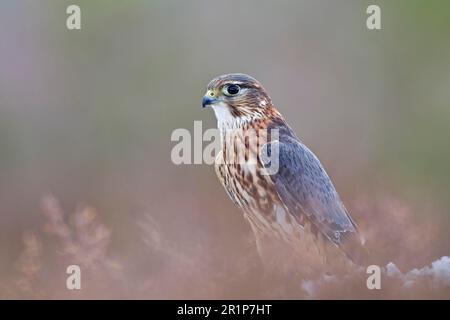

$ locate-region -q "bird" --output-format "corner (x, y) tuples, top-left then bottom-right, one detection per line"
(202, 73), (368, 276)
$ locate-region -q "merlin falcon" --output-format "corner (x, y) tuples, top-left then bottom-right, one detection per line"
(202, 73), (367, 274)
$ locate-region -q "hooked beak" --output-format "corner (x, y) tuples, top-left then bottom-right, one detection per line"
(202, 95), (218, 108)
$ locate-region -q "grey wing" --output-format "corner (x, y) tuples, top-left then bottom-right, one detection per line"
(261, 137), (360, 247)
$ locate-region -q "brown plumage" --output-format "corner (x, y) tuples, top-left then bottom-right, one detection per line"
(202, 73), (368, 276)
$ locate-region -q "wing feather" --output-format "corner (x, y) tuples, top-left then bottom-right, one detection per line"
(261, 134), (360, 247)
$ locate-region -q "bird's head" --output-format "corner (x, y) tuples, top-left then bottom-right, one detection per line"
(202, 73), (278, 128)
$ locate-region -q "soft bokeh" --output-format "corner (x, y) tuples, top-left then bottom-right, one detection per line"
(1, 0), (449, 299)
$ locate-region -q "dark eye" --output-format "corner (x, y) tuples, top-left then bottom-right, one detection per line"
(225, 84), (240, 95)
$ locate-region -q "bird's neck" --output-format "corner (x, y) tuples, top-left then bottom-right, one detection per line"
(214, 107), (286, 167)
(212, 103), (283, 139)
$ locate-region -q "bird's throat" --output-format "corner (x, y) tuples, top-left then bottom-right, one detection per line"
(212, 103), (264, 132)
(211, 103), (236, 132)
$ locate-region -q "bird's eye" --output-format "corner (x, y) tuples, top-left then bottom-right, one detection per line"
(224, 84), (240, 96)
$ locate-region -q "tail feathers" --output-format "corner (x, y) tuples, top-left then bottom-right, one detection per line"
(339, 231), (372, 267)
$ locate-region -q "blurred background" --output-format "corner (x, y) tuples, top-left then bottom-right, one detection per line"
(0, 0), (449, 299)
